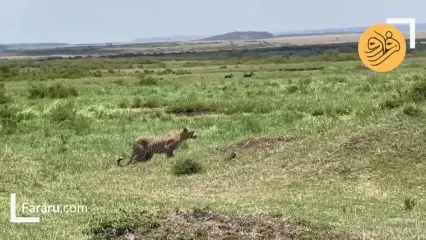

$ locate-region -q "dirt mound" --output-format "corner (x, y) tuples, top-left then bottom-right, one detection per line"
(91, 209), (358, 240)
(219, 135), (300, 153)
(326, 131), (382, 174)
(331, 132), (381, 161)
(166, 107), (218, 117)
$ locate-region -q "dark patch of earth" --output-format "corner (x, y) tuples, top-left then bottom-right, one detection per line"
(166, 107), (218, 117)
(279, 66), (325, 72)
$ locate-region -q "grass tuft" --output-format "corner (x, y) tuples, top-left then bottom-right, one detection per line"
(173, 159), (203, 176)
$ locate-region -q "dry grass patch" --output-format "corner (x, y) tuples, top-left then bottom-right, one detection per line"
(89, 208), (359, 240)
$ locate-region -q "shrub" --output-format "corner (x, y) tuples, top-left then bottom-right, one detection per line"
(311, 109), (325, 116)
(407, 79), (426, 102)
(286, 85), (299, 93)
(0, 104), (22, 134)
(28, 83), (78, 99)
(173, 159), (202, 176)
(0, 82), (11, 104)
(113, 79), (125, 86)
(173, 69), (192, 75)
(243, 72), (254, 78)
(379, 98), (404, 110)
(137, 74), (158, 86)
(92, 71), (103, 77)
(157, 68), (173, 75)
(241, 116), (262, 134)
(405, 198), (416, 211)
(47, 101), (91, 135)
(335, 106), (352, 116)
(48, 101), (77, 122)
(403, 103), (422, 117)
(142, 98), (161, 108)
(118, 99), (130, 108)
(83, 208), (150, 240)
(224, 73), (233, 78)
(131, 97), (143, 108)
(0, 66), (10, 74)
(28, 84), (48, 99)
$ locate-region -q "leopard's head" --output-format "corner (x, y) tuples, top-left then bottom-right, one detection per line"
(181, 127), (198, 140)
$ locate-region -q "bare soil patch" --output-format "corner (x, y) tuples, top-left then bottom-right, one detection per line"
(219, 135), (300, 153)
(166, 107), (218, 117)
(340, 132), (381, 153)
(91, 209), (358, 240)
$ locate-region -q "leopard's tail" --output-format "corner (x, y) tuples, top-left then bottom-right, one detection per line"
(117, 143), (138, 167)
(116, 154), (134, 167)
(116, 157), (126, 167)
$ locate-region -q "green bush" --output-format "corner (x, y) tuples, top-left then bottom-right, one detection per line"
(0, 66), (11, 74)
(173, 69), (192, 75)
(403, 103), (422, 117)
(137, 74), (158, 86)
(47, 101), (91, 135)
(407, 79), (426, 102)
(0, 104), (22, 134)
(379, 98), (404, 110)
(335, 106), (352, 116)
(142, 98), (161, 108)
(224, 73), (233, 78)
(92, 71), (103, 77)
(0, 82), (11, 104)
(311, 109), (325, 116)
(118, 99), (130, 108)
(113, 79), (125, 86)
(243, 72), (254, 78)
(173, 159), (202, 176)
(157, 68), (173, 75)
(28, 83), (78, 99)
(131, 97), (143, 108)
(286, 85), (299, 93)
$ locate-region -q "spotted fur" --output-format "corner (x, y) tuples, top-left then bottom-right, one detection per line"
(117, 127), (198, 166)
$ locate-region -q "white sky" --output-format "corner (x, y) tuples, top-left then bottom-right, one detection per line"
(0, 0), (425, 44)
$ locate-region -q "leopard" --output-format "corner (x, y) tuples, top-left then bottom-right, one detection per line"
(117, 127), (198, 167)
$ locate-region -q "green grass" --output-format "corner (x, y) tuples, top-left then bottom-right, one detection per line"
(1, 57), (426, 239)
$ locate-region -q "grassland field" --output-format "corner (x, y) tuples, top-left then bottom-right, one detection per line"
(1, 50), (426, 239)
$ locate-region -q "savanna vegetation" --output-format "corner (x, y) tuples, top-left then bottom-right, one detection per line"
(1, 47), (426, 239)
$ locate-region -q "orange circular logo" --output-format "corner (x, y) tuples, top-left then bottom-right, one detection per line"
(358, 24), (406, 72)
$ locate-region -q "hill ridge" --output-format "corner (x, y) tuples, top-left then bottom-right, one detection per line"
(200, 31), (275, 41)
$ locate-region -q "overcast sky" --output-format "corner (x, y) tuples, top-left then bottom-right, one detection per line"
(1, 0), (425, 44)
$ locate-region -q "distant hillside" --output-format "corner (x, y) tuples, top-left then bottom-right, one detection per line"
(200, 31), (274, 41)
(133, 35), (207, 43)
(274, 23), (426, 37)
(3, 43), (69, 50)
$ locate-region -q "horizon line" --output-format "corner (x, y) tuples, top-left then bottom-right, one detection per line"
(2, 22), (426, 46)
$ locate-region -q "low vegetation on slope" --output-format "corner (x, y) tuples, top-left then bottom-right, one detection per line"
(87, 208), (359, 239)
